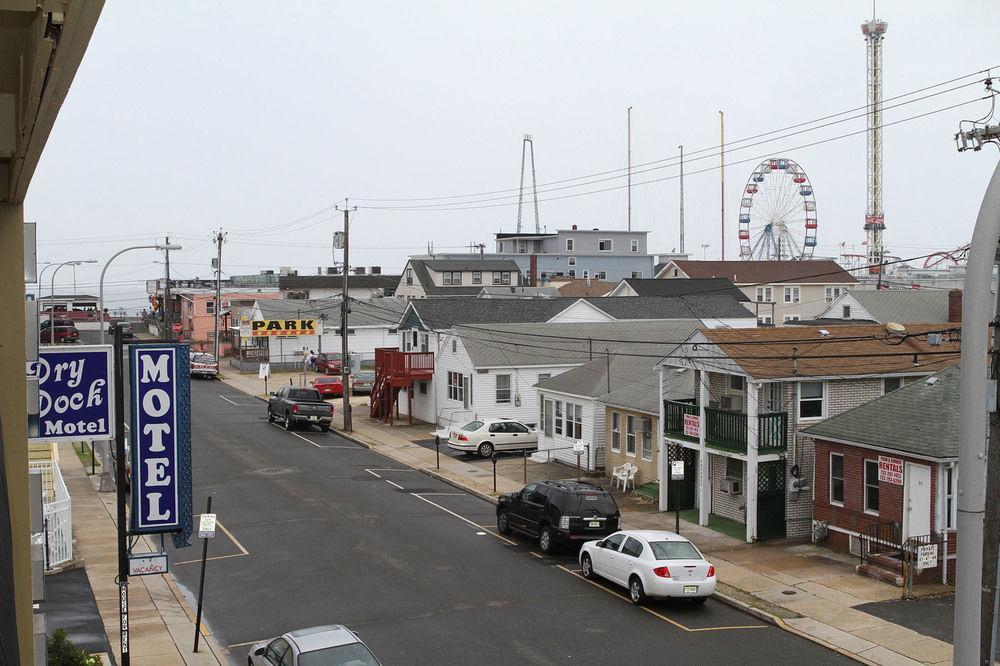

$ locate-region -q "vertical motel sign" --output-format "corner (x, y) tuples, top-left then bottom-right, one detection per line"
(130, 345), (193, 545)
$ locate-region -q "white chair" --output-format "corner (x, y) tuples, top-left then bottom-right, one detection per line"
(611, 464), (628, 490)
(620, 464), (638, 492)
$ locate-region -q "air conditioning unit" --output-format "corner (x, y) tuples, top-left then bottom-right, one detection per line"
(719, 395), (740, 411)
(370, 266), (382, 275)
(719, 478), (742, 495)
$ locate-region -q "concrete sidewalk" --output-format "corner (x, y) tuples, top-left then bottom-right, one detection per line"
(223, 369), (954, 666)
(60, 442), (228, 665)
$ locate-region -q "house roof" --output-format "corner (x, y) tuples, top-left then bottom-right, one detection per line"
(479, 286), (560, 298)
(458, 320), (700, 369)
(665, 260), (858, 285)
(824, 289), (952, 324)
(615, 277), (750, 302)
(419, 259), (521, 272)
(406, 295), (754, 330)
(278, 274), (400, 290)
(802, 367), (960, 459)
(597, 367), (695, 416)
(554, 279), (617, 297)
(254, 297), (407, 328)
(681, 323), (960, 380)
(495, 232), (557, 240)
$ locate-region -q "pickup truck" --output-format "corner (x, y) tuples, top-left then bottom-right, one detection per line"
(266, 386), (334, 432)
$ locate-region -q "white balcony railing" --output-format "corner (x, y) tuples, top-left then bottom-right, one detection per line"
(27, 460), (73, 568)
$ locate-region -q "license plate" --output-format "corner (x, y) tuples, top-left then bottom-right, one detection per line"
(589, 521), (601, 528)
(684, 585), (698, 595)
(309, 416), (318, 421)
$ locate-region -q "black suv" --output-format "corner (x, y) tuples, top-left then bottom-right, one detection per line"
(496, 480), (620, 554)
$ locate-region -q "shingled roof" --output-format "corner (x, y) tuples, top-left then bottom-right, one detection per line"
(666, 260), (857, 285)
(822, 290), (952, 324)
(614, 277), (749, 301)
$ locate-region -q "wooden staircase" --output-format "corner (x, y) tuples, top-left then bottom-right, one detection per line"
(369, 347), (434, 424)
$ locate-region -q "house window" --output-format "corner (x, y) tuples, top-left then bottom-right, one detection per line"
(565, 238), (574, 252)
(472, 271), (482, 285)
(799, 381), (824, 418)
(452, 339), (457, 353)
(405, 268), (414, 285)
(626, 415), (636, 455)
(554, 401), (563, 436)
(946, 465), (955, 529)
(758, 316), (773, 325)
(205, 300), (215, 315)
(498, 242), (504, 253)
(830, 453), (845, 505)
(568, 257), (576, 267)
(842, 305), (851, 318)
(419, 382), (428, 395)
(784, 286), (800, 303)
(883, 377), (902, 394)
(641, 418), (653, 460)
(825, 286), (843, 302)
(492, 272), (501, 285)
(595, 271), (607, 280)
(729, 375), (745, 392)
(598, 239), (613, 252)
(447, 372), (465, 402)
(864, 459), (880, 514)
(630, 239), (639, 253)
(673, 268), (679, 277)
(611, 412), (621, 452)
(450, 272), (463, 285)
(566, 403), (583, 439)
(496, 374), (512, 404)
(725, 457), (742, 479)
(756, 286), (773, 302)
(783, 315), (800, 322)
(501, 272), (511, 285)
(537, 373), (551, 383)
(543, 399), (554, 437)
(582, 270), (590, 279)
(568, 270), (576, 278)
(631, 271), (643, 279)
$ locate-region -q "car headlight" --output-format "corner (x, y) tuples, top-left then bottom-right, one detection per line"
(559, 516), (569, 530)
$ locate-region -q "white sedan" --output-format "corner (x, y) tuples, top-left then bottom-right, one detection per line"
(447, 418), (538, 458)
(579, 530), (716, 605)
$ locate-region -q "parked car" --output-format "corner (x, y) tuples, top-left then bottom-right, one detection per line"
(315, 352), (344, 374)
(579, 530), (716, 605)
(351, 370), (377, 395)
(190, 353), (219, 379)
(497, 480), (620, 554)
(39, 318), (79, 343)
(448, 418), (537, 458)
(107, 322), (136, 339)
(267, 386), (334, 431)
(311, 376), (344, 398)
(249, 625), (381, 666)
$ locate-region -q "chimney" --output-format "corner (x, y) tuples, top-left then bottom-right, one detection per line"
(948, 289), (962, 322)
(571, 224), (577, 230)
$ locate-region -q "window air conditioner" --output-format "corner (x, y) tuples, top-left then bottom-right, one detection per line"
(719, 478), (742, 495)
(719, 395), (740, 411)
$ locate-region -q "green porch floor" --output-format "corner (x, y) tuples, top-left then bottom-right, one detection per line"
(678, 509), (746, 541)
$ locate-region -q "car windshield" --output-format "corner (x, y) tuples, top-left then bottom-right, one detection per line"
(192, 355), (215, 363)
(298, 642), (380, 666)
(360, 360), (376, 371)
(569, 492), (618, 515)
(649, 541), (702, 560)
(288, 389), (321, 401)
(355, 371), (375, 380)
(460, 421), (483, 432)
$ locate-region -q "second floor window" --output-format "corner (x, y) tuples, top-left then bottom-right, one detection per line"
(495, 374), (511, 404)
(205, 300), (215, 315)
(405, 268), (414, 285)
(472, 271), (482, 285)
(598, 239), (613, 252)
(630, 239), (639, 252)
(595, 271), (607, 280)
(568, 257), (576, 266)
(784, 286), (800, 303)
(565, 238), (574, 251)
(447, 372), (464, 402)
(799, 381), (824, 418)
(443, 271), (462, 285)
(756, 286), (773, 302)
(825, 286), (843, 302)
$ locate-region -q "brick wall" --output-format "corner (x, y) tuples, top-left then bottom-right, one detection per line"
(604, 407), (658, 487)
(710, 453), (746, 524)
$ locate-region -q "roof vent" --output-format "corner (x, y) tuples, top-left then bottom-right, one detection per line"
(885, 322), (906, 337)
(925, 376), (940, 386)
(818, 329), (830, 336)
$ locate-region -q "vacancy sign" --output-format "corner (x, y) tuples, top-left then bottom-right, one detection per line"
(130, 345), (193, 545)
(878, 455), (904, 486)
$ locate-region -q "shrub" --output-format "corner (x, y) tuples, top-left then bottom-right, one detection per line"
(46, 629), (100, 666)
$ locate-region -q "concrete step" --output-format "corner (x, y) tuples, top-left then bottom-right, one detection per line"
(857, 562), (903, 587)
(868, 551), (903, 573)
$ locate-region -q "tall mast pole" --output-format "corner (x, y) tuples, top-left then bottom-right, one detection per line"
(862, 18), (888, 275)
(720, 110), (725, 260)
(213, 230), (224, 361)
(164, 236), (172, 337)
(679, 145), (685, 254)
(529, 137), (540, 233)
(627, 107), (633, 231)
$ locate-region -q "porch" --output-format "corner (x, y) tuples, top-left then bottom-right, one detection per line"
(370, 347), (434, 424)
(664, 399), (788, 454)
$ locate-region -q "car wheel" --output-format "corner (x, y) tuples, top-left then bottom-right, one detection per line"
(539, 526), (556, 555)
(497, 510), (512, 535)
(691, 596), (707, 606)
(266, 409), (274, 423)
(629, 576), (646, 605)
(320, 425), (330, 433)
(284, 413), (293, 431)
(477, 442), (494, 458)
(581, 553), (594, 579)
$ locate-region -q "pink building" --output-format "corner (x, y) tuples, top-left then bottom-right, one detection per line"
(175, 289), (280, 355)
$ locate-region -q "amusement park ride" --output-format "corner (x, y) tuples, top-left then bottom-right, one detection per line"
(737, 158), (818, 261)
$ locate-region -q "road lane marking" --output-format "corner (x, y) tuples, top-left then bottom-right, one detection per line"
(365, 469), (382, 478)
(173, 552), (248, 566)
(555, 565), (766, 633)
(268, 422), (325, 448)
(228, 640), (263, 649)
(365, 468), (418, 472)
(416, 493), (467, 496)
(173, 517), (249, 565)
(219, 395), (257, 407)
(409, 493), (517, 545)
(385, 479), (405, 490)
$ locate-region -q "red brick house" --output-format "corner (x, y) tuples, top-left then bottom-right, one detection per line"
(804, 366), (959, 584)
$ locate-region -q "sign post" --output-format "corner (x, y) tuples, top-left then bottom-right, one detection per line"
(259, 362), (270, 397)
(671, 459), (685, 534)
(193, 497), (215, 653)
(112, 326), (130, 666)
(574, 440), (586, 482)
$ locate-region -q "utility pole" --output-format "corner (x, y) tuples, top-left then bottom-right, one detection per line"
(627, 106), (633, 232)
(213, 230), (225, 361)
(679, 145), (685, 255)
(720, 110), (725, 260)
(983, 249), (1000, 664)
(337, 203), (357, 432)
(163, 236), (172, 337)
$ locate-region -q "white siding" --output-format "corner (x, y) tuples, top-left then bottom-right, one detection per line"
(536, 392), (604, 472)
(547, 300), (615, 323)
(701, 317), (758, 329)
(818, 293), (874, 321)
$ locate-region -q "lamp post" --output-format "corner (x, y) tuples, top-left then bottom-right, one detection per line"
(44, 260), (97, 336)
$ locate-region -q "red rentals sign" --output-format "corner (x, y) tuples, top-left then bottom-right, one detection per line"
(878, 455), (903, 485)
(683, 414), (701, 438)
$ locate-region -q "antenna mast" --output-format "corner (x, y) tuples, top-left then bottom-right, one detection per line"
(627, 107), (633, 231)
(679, 145), (685, 254)
(515, 134), (541, 233)
(862, 17), (888, 274)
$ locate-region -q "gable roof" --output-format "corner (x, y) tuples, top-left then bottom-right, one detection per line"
(665, 260), (857, 285)
(403, 259), (521, 296)
(479, 286), (560, 298)
(278, 274), (399, 290)
(597, 367), (696, 416)
(458, 320), (700, 369)
(253, 297), (407, 328)
(824, 289), (952, 324)
(404, 295), (754, 330)
(614, 277), (749, 301)
(672, 323), (960, 380)
(553, 279), (617, 297)
(802, 367), (960, 459)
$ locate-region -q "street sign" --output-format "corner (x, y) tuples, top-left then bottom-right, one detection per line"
(128, 553), (168, 576)
(29, 345), (114, 443)
(878, 455), (904, 485)
(198, 513), (217, 539)
(258, 362), (270, 379)
(916, 544), (938, 571)
(573, 440), (586, 454)
(130, 345), (193, 548)
(249, 319), (322, 337)
(671, 460), (685, 480)
(683, 414), (700, 438)
(172, 323), (183, 334)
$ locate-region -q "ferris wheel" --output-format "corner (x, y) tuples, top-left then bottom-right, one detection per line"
(738, 158), (818, 260)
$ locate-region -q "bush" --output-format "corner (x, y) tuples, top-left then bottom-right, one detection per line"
(46, 629), (100, 666)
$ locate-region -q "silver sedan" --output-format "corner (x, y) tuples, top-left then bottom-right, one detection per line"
(249, 625), (381, 665)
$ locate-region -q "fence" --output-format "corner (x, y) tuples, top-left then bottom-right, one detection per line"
(858, 520), (902, 567)
(27, 460), (73, 568)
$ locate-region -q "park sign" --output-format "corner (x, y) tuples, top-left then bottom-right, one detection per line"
(129, 344), (193, 547)
(28, 345), (114, 443)
(250, 319), (322, 337)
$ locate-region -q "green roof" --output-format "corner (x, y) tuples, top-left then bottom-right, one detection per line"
(802, 366), (960, 459)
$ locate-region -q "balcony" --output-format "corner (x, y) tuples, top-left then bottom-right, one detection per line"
(664, 399), (787, 455)
(374, 347), (434, 382)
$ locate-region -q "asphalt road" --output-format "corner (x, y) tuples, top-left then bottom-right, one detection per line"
(166, 379), (853, 665)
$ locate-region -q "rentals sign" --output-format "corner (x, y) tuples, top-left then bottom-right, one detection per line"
(29, 345), (114, 442)
(683, 414), (701, 438)
(250, 319), (322, 337)
(878, 455), (904, 486)
(130, 345), (193, 546)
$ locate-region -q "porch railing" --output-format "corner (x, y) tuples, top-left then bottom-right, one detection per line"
(664, 400), (787, 454)
(859, 520), (902, 566)
(27, 460), (73, 568)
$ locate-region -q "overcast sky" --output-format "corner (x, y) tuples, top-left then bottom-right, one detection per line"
(26, 0), (1000, 310)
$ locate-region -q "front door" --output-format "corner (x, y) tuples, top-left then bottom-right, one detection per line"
(756, 461), (786, 541)
(904, 463), (932, 538)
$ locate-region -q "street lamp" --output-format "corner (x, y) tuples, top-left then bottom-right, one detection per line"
(45, 259), (97, 335)
(99, 243), (182, 344)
